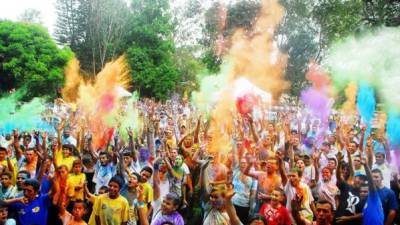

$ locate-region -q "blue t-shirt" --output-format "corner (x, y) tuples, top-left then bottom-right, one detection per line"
(377, 187), (399, 222)
(9, 194), (51, 225)
(363, 190), (384, 225)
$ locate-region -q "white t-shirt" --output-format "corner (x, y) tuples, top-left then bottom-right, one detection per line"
(284, 182), (314, 222)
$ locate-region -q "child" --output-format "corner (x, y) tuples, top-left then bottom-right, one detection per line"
(59, 200), (87, 225)
(259, 188), (292, 225)
(0, 202), (16, 225)
(67, 159), (86, 211)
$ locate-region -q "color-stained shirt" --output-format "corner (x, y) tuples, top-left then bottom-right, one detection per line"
(94, 194), (129, 225)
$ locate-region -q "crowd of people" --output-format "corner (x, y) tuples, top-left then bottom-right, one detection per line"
(0, 97), (399, 225)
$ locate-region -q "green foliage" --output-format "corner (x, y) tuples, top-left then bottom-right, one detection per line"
(125, 0), (179, 100)
(313, 0), (364, 46)
(174, 47), (205, 94)
(54, 0), (130, 74)
(201, 0), (260, 74)
(0, 21), (73, 100)
(277, 0), (320, 96)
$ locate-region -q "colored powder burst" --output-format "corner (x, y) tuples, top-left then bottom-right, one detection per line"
(301, 88), (332, 124)
(62, 58), (82, 103)
(119, 92), (140, 141)
(387, 113), (400, 148)
(301, 63), (332, 127)
(300, 63), (333, 147)
(191, 64), (230, 112)
(193, 0), (289, 158)
(357, 83), (376, 125)
(64, 56), (132, 150)
(0, 91), (20, 128)
(342, 82), (358, 115)
(325, 27), (400, 112)
(0, 96), (55, 134)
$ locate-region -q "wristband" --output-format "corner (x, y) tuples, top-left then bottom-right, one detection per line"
(136, 201), (145, 208)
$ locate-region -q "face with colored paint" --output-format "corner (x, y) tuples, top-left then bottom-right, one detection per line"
(174, 155), (184, 168)
(210, 191), (225, 209)
(322, 168), (332, 182)
(183, 136), (192, 148)
(266, 160), (277, 174)
(58, 166), (69, 178)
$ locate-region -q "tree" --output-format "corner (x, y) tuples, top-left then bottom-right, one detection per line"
(54, 0), (130, 74)
(125, 0), (179, 100)
(0, 21), (73, 100)
(200, 0), (260, 73)
(17, 8), (43, 24)
(174, 47), (205, 94)
(54, 0), (82, 51)
(276, 0), (321, 96)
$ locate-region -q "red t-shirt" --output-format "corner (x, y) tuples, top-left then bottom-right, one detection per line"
(259, 203), (292, 225)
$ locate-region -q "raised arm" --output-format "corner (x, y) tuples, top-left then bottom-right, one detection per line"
(152, 158), (162, 201)
(278, 151), (288, 186)
(248, 115), (259, 143)
(12, 129), (23, 160)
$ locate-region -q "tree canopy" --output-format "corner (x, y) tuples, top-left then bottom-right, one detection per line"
(0, 21), (73, 100)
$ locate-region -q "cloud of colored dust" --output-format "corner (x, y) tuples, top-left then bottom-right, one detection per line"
(300, 62), (333, 145)
(62, 56), (132, 150)
(0, 90), (54, 134)
(342, 82), (358, 115)
(193, 0), (289, 157)
(325, 27), (400, 113)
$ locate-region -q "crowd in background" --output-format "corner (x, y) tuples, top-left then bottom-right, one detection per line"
(0, 97), (399, 225)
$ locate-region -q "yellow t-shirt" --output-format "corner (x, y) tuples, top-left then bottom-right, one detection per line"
(142, 182), (153, 206)
(67, 173), (86, 201)
(88, 196), (98, 225)
(56, 150), (76, 171)
(94, 194), (129, 225)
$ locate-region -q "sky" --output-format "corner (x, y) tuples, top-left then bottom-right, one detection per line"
(0, 0), (236, 38)
(0, 0), (56, 34)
